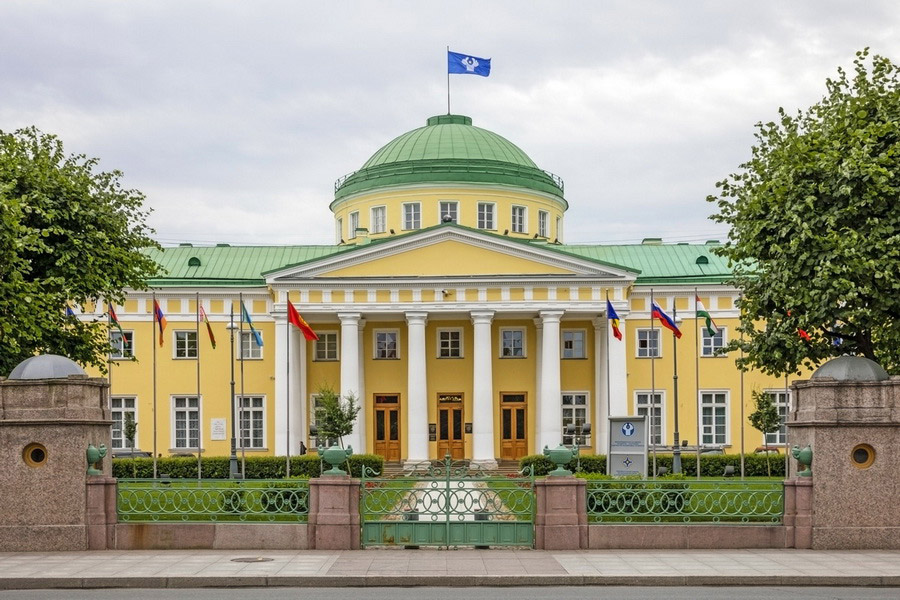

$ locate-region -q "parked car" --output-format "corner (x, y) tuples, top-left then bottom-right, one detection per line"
(754, 446), (781, 454)
(112, 450), (152, 458)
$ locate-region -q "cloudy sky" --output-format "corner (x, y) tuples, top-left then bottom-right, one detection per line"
(2, 1), (898, 247)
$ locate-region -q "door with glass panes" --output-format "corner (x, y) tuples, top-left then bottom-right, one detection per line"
(373, 394), (401, 461)
(436, 394), (464, 459)
(500, 393), (528, 460)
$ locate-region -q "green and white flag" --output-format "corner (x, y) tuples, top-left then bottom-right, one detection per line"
(695, 295), (719, 336)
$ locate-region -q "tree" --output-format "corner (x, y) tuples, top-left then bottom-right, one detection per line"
(123, 412), (138, 477)
(708, 49), (900, 376)
(314, 385), (360, 449)
(0, 127), (159, 375)
(748, 390), (781, 476)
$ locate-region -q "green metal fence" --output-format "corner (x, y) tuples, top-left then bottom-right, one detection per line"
(360, 456), (535, 548)
(585, 479), (783, 524)
(117, 479), (309, 523)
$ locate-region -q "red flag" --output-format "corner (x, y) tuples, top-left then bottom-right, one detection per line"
(787, 310), (811, 342)
(287, 302), (318, 341)
(198, 305), (217, 349)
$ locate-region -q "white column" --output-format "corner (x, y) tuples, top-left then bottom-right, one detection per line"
(290, 323), (305, 455)
(339, 312), (362, 451)
(593, 316), (607, 454)
(533, 317), (543, 442)
(405, 312), (429, 466)
(537, 310), (564, 451)
(609, 312), (628, 417)
(357, 318), (366, 454)
(471, 310), (496, 468)
(274, 312), (289, 455)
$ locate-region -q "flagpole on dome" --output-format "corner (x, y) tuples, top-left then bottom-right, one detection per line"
(446, 45), (451, 114)
(694, 288), (701, 480)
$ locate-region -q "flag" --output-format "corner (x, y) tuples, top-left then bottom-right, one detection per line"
(606, 298), (622, 341)
(198, 305), (217, 349)
(287, 302), (319, 341)
(241, 301), (264, 347)
(695, 295), (719, 337)
(108, 306), (125, 336)
(65, 305), (76, 317)
(153, 299), (167, 347)
(786, 310), (811, 342)
(651, 301), (682, 338)
(448, 50), (491, 76)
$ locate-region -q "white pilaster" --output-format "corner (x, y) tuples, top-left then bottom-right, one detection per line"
(593, 316), (607, 454)
(290, 322), (305, 455)
(609, 312), (628, 417)
(357, 318), (366, 454)
(533, 317), (543, 441)
(274, 312), (288, 455)
(471, 310), (496, 468)
(405, 312), (429, 466)
(339, 312), (362, 451)
(537, 310), (564, 452)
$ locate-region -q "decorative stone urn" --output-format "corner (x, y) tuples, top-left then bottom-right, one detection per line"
(543, 444), (574, 477)
(318, 444), (353, 475)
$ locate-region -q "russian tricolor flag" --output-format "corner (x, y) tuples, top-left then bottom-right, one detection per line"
(651, 301), (682, 339)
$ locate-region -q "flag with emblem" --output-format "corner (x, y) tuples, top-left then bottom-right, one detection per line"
(287, 302), (319, 341)
(695, 295), (719, 337)
(108, 305), (125, 336)
(448, 50), (491, 76)
(198, 305), (216, 349)
(606, 297), (622, 341)
(153, 299), (167, 346)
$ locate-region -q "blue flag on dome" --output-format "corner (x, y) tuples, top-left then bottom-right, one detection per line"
(448, 51), (491, 77)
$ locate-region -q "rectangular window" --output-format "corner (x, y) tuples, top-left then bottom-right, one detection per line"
(403, 203), (421, 230)
(239, 331), (263, 359)
(538, 210), (549, 237)
(237, 396), (265, 449)
(764, 390), (791, 446)
(348, 211), (359, 238)
(477, 202), (495, 230)
(437, 329), (462, 358)
(336, 218), (343, 243)
(556, 216), (562, 241)
(500, 328), (525, 358)
(636, 392), (664, 445)
(439, 201), (458, 223)
(562, 330), (586, 359)
(371, 206), (386, 234)
(310, 394), (339, 448)
(111, 397), (136, 449)
(702, 328), (726, 357)
(637, 329), (660, 358)
(314, 332), (338, 361)
(174, 331), (198, 359)
(109, 331), (134, 359)
(562, 393), (589, 446)
(375, 330), (399, 359)
(701, 391), (728, 446)
(172, 396), (200, 449)
(511, 205), (526, 233)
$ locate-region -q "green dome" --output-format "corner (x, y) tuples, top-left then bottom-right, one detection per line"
(333, 115), (564, 201)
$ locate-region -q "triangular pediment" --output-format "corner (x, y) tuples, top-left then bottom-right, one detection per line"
(266, 225), (637, 283)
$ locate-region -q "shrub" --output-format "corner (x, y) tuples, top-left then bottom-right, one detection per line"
(520, 452), (784, 478)
(112, 453), (384, 479)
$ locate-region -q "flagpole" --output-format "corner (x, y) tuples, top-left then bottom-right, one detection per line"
(784, 374), (790, 479)
(152, 292), (158, 479)
(739, 318), (746, 480)
(196, 292), (203, 481)
(239, 292), (246, 479)
(286, 301), (292, 478)
(650, 288), (657, 478)
(672, 304), (682, 475)
(446, 45), (451, 114)
(694, 289), (701, 480)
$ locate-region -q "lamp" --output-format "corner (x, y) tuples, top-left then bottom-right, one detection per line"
(225, 315), (240, 479)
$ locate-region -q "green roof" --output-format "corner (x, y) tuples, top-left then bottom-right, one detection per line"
(557, 243), (732, 284)
(332, 115), (565, 203)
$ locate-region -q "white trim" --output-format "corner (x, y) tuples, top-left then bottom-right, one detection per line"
(238, 330), (264, 360)
(538, 210), (549, 238)
(436, 327), (464, 358)
(699, 389), (730, 447)
(110, 396), (138, 450)
(438, 200), (458, 223)
(499, 326), (526, 358)
(561, 390), (591, 447)
(402, 202), (421, 230)
(634, 390), (666, 446)
(172, 329), (198, 359)
(635, 328), (661, 358)
(370, 205), (387, 234)
(561, 328), (587, 359)
(313, 330), (339, 361)
(476, 201), (496, 230)
(109, 330), (135, 360)
(511, 204), (527, 234)
(235, 394), (267, 450)
(348, 211), (359, 239)
(373, 328), (400, 360)
(701, 326), (729, 357)
(170, 395), (201, 450)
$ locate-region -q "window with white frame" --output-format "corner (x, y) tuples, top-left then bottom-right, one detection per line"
(637, 328), (661, 358)
(439, 201), (458, 223)
(500, 328), (525, 357)
(764, 390), (791, 446)
(403, 203), (421, 230)
(700, 391), (728, 446)
(239, 331), (263, 359)
(109, 331), (134, 359)
(371, 206), (386, 234)
(562, 393), (590, 446)
(336, 218), (343, 243)
(477, 202), (495, 230)
(636, 392), (664, 445)
(172, 396), (200, 449)
(375, 330), (399, 359)
(314, 332), (338, 361)
(174, 331), (198, 359)
(309, 394), (338, 448)
(111, 397), (136, 449)
(348, 211), (359, 238)
(702, 327), (727, 356)
(437, 329), (462, 358)
(538, 210), (549, 238)
(562, 330), (586, 359)
(556, 216), (562, 240)
(237, 396), (265, 449)
(511, 205), (526, 233)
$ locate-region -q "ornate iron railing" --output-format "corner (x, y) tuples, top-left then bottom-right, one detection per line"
(360, 456), (535, 547)
(117, 479), (309, 523)
(585, 479), (783, 524)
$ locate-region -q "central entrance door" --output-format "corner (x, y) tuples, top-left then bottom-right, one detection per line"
(374, 394), (401, 461)
(500, 393), (528, 460)
(437, 393), (464, 460)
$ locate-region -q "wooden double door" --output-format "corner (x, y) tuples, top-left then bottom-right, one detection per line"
(373, 394), (401, 461)
(436, 394), (464, 460)
(500, 393), (528, 460)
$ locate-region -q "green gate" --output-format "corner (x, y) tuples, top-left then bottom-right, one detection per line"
(360, 455), (535, 548)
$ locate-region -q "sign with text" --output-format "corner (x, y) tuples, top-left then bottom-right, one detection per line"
(607, 415), (648, 477)
(210, 418), (227, 441)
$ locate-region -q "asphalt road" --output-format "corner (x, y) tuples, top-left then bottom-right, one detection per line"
(2, 588), (900, 600)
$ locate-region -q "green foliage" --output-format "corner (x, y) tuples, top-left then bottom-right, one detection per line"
(708, 49), (900, 375)
(520, 452), (784, 477)
(315, 385), (360, 448)
(749, 390), (781, 476)
(0, 127), (159, 376)
(112, 453), (383, 479)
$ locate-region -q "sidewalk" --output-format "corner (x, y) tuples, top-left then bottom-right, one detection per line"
(2, 549), (900, 589)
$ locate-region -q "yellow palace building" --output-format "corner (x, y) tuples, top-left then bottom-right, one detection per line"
(83, 114), (798, 466)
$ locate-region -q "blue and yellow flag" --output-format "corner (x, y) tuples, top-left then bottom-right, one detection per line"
(241, 301), (264, 348)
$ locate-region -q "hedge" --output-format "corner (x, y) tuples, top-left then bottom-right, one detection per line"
(520, 452), (785, 477)
(113, 453), (384, 479)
